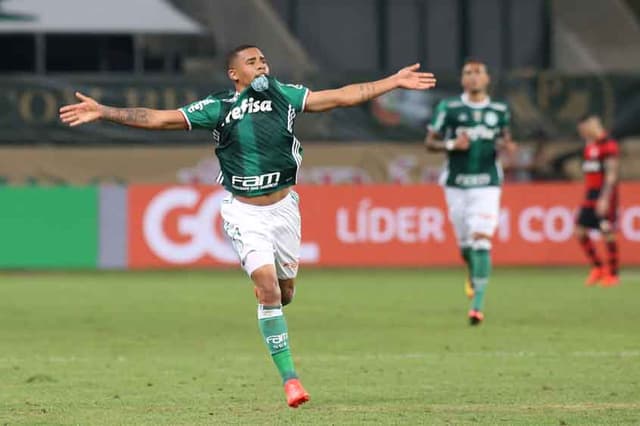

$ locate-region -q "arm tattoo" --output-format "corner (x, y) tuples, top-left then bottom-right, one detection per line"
(358, 83), (377, 102)
(102, 107), (150, 125)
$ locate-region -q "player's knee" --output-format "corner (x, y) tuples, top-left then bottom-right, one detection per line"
(251, 267), (281, 305)
(575, 226), (586, 239)
(256, 284), (280, 305)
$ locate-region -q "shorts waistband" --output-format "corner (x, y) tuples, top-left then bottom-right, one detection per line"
(228, 191), (296, 211)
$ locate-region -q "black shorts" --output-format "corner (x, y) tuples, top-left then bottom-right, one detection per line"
(576, 206), (617, 230)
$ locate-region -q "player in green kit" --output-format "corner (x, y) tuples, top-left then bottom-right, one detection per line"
(59, 45), (437, 406)
(426, 60), (514, 326)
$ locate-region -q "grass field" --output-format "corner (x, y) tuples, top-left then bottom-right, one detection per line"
(1, 267), (639, 425)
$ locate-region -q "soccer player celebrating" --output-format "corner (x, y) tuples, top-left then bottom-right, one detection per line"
(575, 115), (621, 287)
(59, 45), (436, 407)
(425, 60), (514, 326)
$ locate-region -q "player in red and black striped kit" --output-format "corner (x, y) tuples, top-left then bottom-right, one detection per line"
(575, 115), (620, 286)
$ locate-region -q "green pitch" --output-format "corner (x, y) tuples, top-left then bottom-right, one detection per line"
(1, 268), (639, 425)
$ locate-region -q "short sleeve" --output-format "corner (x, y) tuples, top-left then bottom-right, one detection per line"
(179, 97), (222, 130)
(605, 139), (620, 157)
(500, 107), (511, 129)
(275, 80), (309, 113)
(428, 101), (449, 134)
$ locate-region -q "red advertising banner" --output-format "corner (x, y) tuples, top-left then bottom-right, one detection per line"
(128, 183), (640, 268)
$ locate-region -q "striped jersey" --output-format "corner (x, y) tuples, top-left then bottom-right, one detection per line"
(582, 135), (619, 208)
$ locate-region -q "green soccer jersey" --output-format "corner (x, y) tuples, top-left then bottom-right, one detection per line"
(180, 75), (308, 196)
(429, 94), (510, 188)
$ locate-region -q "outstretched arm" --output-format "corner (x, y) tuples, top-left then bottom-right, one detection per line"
(304, 63), (436, 113)
(59, 92), (188, 130)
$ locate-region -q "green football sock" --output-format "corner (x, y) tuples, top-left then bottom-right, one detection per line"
(461, 246), (472, 275)
(461, 246), (472, 265)
(470, 248), (491, 311)
(258, 305), (297, 383)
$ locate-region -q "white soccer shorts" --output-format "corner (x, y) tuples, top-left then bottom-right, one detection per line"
(444, 186), (501, 248)
(220, 191), (301, 279)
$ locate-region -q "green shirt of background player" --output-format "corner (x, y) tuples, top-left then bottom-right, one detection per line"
(425, 60), (515, 326)
(59, 45), (437, 407)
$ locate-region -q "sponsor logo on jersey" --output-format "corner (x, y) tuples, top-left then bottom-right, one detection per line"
(222, 97), (273, 126)
(583, 160), (601, 172)
(473, 110), (482, 122)
(484, 111), (499, 126)
(231, 172), (281, 191)
(457, 113), (468, 122)
(456, 125), (497, 140)
(455, 173), (491, 186)
(187, 99), (215, 113)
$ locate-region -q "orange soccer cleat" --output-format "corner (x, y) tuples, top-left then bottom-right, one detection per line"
(468, 309), (484, 326)
(585, 267), (605, 286)
(464, 277), (474, 299)
(600, 273), (620, 287)
(284, 378), (310, 408)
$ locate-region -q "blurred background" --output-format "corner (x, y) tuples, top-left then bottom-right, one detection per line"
(1, 0), (639, 268)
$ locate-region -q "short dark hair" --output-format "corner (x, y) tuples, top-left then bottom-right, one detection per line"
(578, 113), (599, 123)
(226, 44), (258, 70)
(462, 58), (489, 73)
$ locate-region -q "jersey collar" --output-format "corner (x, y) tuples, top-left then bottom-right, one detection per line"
(461, 93), (490, 109)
